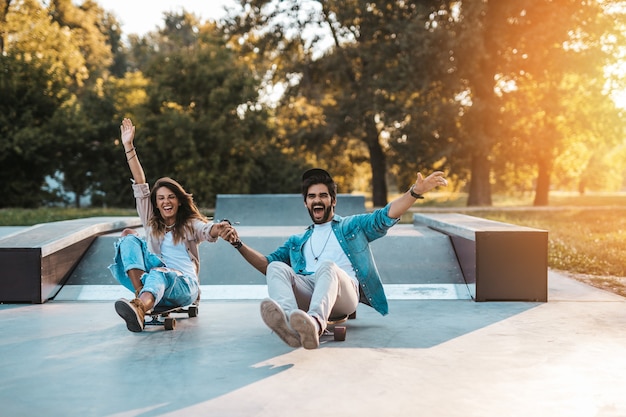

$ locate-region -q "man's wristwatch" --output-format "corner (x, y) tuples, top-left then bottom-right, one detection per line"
(231, 239), (243, 249)
(409, 185), (424, 199)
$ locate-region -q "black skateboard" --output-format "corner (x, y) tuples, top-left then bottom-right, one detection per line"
(144, 303), (199, 330)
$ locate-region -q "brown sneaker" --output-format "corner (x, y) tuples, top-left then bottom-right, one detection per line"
(260, 299), (301, 348)
(115, 298), (146, 332)
(289, 310), (321, 350)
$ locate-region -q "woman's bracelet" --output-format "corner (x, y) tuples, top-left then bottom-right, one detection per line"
(127, 153), (137, 162)
(125, 147), (135, 154)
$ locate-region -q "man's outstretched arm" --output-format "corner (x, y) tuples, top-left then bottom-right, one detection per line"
(234, 243), (270, 275)
(218, 225), (270, 275)
(387, 171), (448, 219)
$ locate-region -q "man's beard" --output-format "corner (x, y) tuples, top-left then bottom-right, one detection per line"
(307, 204), (333, 224)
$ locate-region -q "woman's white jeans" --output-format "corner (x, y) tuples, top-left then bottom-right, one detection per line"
(266, 260), (359, 331)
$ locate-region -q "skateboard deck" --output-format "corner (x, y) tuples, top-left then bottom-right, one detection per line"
(144, 303), (199, 330)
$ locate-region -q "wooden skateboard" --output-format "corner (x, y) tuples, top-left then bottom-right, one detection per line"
(323, 311), (356, 341)
(144, 303), (199, 330)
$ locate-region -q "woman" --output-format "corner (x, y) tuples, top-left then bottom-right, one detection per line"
(109, 118), (234, 332)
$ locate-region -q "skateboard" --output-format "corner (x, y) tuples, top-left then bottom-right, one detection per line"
(323, 311), (356, 341)
(144, 303), (199, 330)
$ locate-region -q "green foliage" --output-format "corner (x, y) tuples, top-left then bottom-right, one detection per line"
(126, 12), (308, 206)
(228, 0), (461, 206)
(46, 88), (120, 207)
(0, 0), (126, 207)
(2, 0), (626, 212)
(453, 1), (625, 206)
(1, 2), (310, 209)
(49, 0), (113, 81)
(0, 53), (64, 207)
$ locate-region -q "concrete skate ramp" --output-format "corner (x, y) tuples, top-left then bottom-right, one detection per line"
(62, 212), (548, 303)
(2, 203), (548, 303)
(60, 222), (469, 301)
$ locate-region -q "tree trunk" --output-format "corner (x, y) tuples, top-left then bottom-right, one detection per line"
(366, 122), (388, 207)
(467, 152), (492, 206)
(533, 157), (551, 206)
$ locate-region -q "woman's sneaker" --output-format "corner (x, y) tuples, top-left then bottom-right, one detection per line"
(260, 299), (301, 348)
(114, 298), (146, 332)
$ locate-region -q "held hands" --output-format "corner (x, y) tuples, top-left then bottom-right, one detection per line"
(214, 220), (242, 247)
(412, 171), (448, 195)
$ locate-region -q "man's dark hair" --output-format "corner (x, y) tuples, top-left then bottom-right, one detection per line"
(301, 169), (337, 202)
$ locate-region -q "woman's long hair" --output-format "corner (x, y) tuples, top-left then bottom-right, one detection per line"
(148, 177), (207, 243)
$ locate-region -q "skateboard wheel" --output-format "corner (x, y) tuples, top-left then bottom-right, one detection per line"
(164, 317), (176, 330)
(188, 305), (198, 318)
(333, 326), (346, 341)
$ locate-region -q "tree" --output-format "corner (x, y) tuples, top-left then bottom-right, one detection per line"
(1, 0), (125, 207)
(225, 0), (458, 206)
(0, 53), (65, 207)
(0, 0), (74, 207)
(49, 0), (113, 81)
(129, 12), (307, 206)
(453, 0), (626, 206)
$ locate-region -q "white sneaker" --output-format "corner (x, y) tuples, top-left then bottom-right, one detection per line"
(289, 310), (320, 350)
(260, 299), (301, 348)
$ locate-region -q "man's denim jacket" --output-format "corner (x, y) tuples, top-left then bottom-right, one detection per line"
(266, 203), (399, 315)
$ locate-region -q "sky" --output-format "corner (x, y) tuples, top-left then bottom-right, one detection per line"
(97, 0), (238, 37)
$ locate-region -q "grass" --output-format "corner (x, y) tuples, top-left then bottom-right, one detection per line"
(0, 207), (138, 226)
(3, 191), (626, 297)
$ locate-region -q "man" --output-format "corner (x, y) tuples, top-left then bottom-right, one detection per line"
(228, 168), (447, 349)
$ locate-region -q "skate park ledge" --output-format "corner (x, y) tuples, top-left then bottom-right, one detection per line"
(412, 213), (548, 302)
(0, 217), (141, 303)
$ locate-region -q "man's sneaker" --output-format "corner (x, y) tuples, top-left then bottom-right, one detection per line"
(115, 298), (146, 332)
(289, 310), (321, 350)
(260, 299), (301, 348)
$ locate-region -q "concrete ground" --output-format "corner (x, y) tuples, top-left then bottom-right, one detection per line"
(1, 270), (626, 417)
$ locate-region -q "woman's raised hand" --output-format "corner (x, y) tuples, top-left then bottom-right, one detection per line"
(120, 118), (135, 148)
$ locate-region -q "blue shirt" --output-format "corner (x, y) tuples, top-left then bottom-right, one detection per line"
(266, 203), (400, 315)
